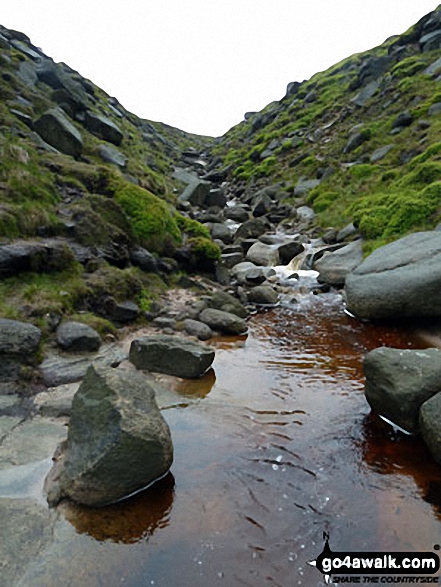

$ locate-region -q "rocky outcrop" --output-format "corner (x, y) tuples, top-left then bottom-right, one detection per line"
(315, 240), (363, 287)
(0, 319), (41, 356)
(130, 335), (215, 378)
(34, 108), (83, 157)
(364, 347), (441, 433)
(45, 365), (173, 507)
(56, 322), (101, 352)
(345, 232), (441, 319)
(84, 112), (123, 145)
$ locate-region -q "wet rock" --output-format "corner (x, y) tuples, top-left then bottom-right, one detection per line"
(225, 207), (250, 223)
(248, 285), (279, 305)
(420, 393), (441, 464)
(210, 223), (233, 244)
(130, 334), (214, 378)
(246, 241), (280, 267)
(45, 365), (173, 507)
(206, 188), (227, 208)
(345, 232), (441, 319)
(219, 252), (244, 268)
(364, 347), (441, 433)
(56, 321), (101, 352)
(84, 112), (123, 145)
(34, 108), (83, 157)
(183, 319), (213, 341)
(231, 261), (273, 286)
(315, 240), (363, 287)
(277, 241), (305, 265)
(207, 291), (249, 319)
(199, 308), (248, 335)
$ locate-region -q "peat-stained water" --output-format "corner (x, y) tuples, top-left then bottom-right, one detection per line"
(45, 294), (441, 587)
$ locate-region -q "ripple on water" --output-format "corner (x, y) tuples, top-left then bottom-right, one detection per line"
(25, 295), (441, 587)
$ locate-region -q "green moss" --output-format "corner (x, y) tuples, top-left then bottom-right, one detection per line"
(311, 190), (340, 212)
(113, 182), (181, 254)
(349, 164), (376, 180)
(402, 162), (441, 187)
(188, 237), (221, 261)
(176, 214), (210, 238)
(69, 313), (117, 338)
(391, 56), (427, 78)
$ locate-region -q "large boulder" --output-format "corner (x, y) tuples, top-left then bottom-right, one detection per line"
(248, 285), (279, 305)
(234, 217), (270, 241)
(345, 232), (441, 319)
(419, 393), (441, 464)
(315, 240), (363, 287)
(56, 322), (101, 352)
(364, 347), (441, 433)
(246, 241), (280, 267)
(0, 240), (74, 278)
(34, 108), (83, 157)
(45, 365), (173, 507)
(84, 112), (123, 145)
(179, 180), (211, 207)
(199, 308), (248, 335)
(130, 335), (214, 378)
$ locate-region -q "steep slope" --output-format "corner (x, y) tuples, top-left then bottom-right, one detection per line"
(0, 24), (217, 331)
(213, 4), (441, 254)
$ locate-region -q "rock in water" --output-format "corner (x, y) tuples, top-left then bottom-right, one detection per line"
(199, 308), (248, 335)
(130, 335), (215, 378)
(420, 393), (441, 464)
(364, 347), (441, 433)
(45, 365), (173, 507)
(315, 240), (363, 287)
(345, 231), (441, 319)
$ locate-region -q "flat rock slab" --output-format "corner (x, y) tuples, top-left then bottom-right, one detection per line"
(0, 417), (67, 469)
(40, 343), (128, 387)
(130, 335), (215, 378)
(345, 231), (441, 319)
(364, 347), (441, 433)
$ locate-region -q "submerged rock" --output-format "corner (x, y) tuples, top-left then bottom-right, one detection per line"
(45, 365), (173, 507)
(364, 347), (441, 433)
(130, 335), (215, 378)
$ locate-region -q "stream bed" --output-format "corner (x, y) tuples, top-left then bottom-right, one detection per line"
(14, 292), (441, 587)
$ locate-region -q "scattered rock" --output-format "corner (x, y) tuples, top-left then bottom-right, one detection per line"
(364, 347), (441, 433)
(207, 291), (249, 318)
(34, 108), (83, 157)
(246, 241), (280, 267)
(130, 247), (158, 273)
(0, 319), (41, 356)
(248, 285), (279, 305)
(98, 144), (127, 168)
(183, 319), (213, 341)
(84, 112), (123, 145)
(130, 335), (215, 378)
(199, 308), (248, 335)
(370, 144), (394, 163)
(56, 321), (101, 352)
(45, 365), (173, 507)
(276, 241), (305, 265)
(420, 393), (441, 464)
(179, 180), (211, 207)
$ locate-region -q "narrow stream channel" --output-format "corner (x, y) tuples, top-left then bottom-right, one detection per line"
(29, 292), (441, 587)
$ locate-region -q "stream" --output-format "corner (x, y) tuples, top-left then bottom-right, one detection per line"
(27, 290), (441, 587)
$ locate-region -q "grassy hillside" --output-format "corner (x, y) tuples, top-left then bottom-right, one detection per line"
(213, 5), (441, 253)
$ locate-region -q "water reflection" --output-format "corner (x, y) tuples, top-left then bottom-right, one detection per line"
(59, 473), (175, 543)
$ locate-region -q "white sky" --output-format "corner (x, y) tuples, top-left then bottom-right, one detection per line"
(2, 1), (441, 137)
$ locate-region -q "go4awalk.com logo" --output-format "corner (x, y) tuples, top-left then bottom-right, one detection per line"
(308, 533), (440, 584)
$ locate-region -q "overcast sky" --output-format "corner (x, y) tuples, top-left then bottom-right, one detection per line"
(3, 1), (441, 137)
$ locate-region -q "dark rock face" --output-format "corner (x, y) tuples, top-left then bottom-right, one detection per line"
(106, 300), (140, 323)
(0, 240), (74, 277)
(130, 335), (215, 378)
(199, 308), (248, 335)
(34, 108), (83, 157)
(130, 247), (158, 273)
(420, 393), (441, 464)
(56, 321), (101, 352)
(234, 217), (270, 241)
(364, 347), (441, 433)
(246, 241), (279, 267)
(345, 232), (441, 319)
(179, 180), (211, 207)
(84, 112), (123, 145)
(277, 241), (305, 265)
(45, 365), (173, 507)
(315, 240), (363, 287)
